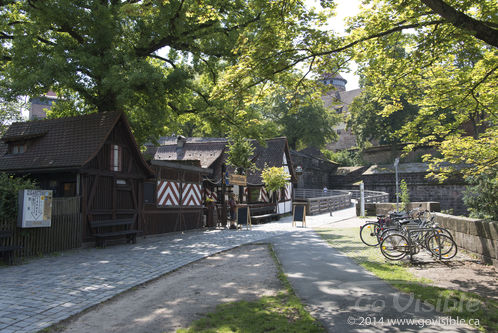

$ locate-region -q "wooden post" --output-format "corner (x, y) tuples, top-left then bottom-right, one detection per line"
(221, 164), (227, 227)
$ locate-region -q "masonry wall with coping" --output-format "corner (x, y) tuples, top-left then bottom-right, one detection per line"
(356, 202), (441, 217)
(434, 213), (497, 268)
(357, 202), (497, 267)
(362, 172), (468, 215)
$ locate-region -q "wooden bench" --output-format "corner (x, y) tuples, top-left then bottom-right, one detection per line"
(89, 219), (138, 248)
(250, 206), (280, 224)
(0, 231), (22, 265)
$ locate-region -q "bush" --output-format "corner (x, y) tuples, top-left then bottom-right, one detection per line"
(321, 148), (365, 167)
(0, 173), (38, 220)
(463, 171), (497, 221)
(261, 166), (289, 204)
(400, 179), (410, 212)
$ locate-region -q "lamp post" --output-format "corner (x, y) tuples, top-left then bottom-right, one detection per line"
(294, 165), (303, 200)
(394, 157), (399, 213)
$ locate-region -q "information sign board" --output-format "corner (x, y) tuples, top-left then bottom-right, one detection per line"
(18, 189), (53, 228)
(229, 174), (247, 186)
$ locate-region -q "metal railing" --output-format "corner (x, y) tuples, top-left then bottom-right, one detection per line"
(294, 188), (389, 203)
(348, 190), (389, 203)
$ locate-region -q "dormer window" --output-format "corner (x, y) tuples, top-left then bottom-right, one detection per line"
(9, 143), (27, 154)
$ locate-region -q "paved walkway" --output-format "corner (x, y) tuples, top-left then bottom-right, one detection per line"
(0, 209), (346, 333)
(272, 227), (477, 332)
(0, 208), (475, 332)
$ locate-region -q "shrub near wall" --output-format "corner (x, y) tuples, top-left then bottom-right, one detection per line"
(434, 213), (498, 268)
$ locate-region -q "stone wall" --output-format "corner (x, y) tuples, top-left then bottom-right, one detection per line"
(329, 166), (368, 189)
(356, 202), (441, 216)
(362, 171), (468, 215)
(434, 213), (497, 267)
(361, 145), (436, 165)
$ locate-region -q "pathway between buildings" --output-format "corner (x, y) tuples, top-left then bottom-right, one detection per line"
(0, 207), (475, 332)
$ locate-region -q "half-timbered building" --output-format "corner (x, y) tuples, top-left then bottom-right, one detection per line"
(0, 111), (153, 241)
(146, 136), (296, 215)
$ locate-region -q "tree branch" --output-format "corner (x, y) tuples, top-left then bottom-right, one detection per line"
(148, 54), (177, 68)
(37, 36), (57, 46)
(0, 32), (13, 39)
(419, 0), (498, 48)
(136, 12), (261, 57)
(243, 20), (446, 91)
(58, 24), (85, 44)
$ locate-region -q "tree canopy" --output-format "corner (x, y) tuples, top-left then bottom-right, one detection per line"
(0, 0), (496, 182)
(342, 0), (497, 181)
(0, 0), (333, 144)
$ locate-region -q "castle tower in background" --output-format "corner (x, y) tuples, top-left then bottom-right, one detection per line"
(29, 91), (57, 120)
(321, 74), (362, 151)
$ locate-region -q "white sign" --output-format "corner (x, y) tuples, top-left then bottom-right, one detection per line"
(18, 190), (53, 228)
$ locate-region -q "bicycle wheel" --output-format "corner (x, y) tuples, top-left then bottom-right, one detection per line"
(380, 233), (409, 260)
(434, 227), (454, 240)
(360, 222), (380, 246)
(379, 227), (400, 242)
(426, 234), (458, 259)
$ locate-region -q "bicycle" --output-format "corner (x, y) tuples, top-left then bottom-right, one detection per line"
(380, 226), (457, 261)
(359, 210), (414, 247)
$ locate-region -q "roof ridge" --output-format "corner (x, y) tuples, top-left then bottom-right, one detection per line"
(11, 110), (121, 126)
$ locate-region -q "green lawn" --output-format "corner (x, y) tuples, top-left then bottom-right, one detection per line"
(315, 227), (498, 333)
(177, 245), (325, 333)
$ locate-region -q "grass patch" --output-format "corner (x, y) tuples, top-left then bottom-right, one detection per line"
(177, 244), (325, 333)
(315, 227), (497, 333)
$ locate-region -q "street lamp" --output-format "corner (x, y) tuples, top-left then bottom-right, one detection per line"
(394, 157), (399, 213)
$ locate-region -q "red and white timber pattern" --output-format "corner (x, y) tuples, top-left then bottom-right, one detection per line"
(157, 180), (180, 206)
(182, 183), (203, 206)
(285, 183), (292, 200)
(205, 187), (217, 201)
(259, 187), (270, 203)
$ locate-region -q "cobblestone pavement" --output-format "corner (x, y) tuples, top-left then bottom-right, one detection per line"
(0, 208), (356, 333)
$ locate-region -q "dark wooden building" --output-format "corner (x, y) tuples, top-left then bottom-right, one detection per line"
(146, 136), (296, 215)
(142, 160), (210, 234)
(0, 111), (153, 241)
(290, 147), (339, 189)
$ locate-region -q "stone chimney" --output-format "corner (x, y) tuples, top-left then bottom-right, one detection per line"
(176, 135), (187, 158)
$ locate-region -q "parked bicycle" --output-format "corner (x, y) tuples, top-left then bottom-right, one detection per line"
(359, 208), (457, 262)
(380, 226), (457, 261)
(359, 210), (414, 247)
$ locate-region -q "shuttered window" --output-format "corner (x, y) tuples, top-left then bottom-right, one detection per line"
(110, 144), (122, 172)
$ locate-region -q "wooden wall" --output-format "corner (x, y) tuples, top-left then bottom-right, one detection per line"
(0, 197), (82, 259)
(142, 205), (203, 234)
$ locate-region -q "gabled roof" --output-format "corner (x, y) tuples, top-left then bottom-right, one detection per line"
(151, 136), (295, 185)
(153, 141), (227, 168)
(246, 137), (292, 185)
(0, 111), (152, 175)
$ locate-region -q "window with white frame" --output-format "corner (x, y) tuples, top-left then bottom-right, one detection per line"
(110, 144), (122, 172)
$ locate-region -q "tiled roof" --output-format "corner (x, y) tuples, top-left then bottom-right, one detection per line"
(245, 137), (289, 184)
(157, 136), (227, 145)
(151, 137), (293, 185)
(363, 163), (431, 175)
(154, 141), (227, 168)
(0, 111), (121, 172)
(338, 88), (362, 111)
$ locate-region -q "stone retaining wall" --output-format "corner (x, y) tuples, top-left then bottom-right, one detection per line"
(434, 213), (497, 267)
(356, 202), (497, 267)
(356, 202), (441, 216)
